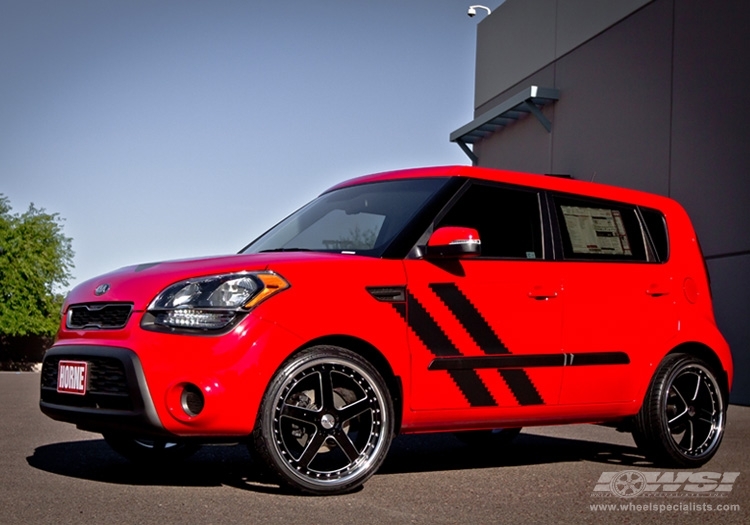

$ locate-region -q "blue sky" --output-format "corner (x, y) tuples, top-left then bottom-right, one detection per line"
(1, 0), (500, 289)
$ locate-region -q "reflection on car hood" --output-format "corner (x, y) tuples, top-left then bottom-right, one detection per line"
(64, 251), (366, 310)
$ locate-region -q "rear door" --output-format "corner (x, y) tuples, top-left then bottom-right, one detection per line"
(403, 181), (564, 414)
(551, 194), (677, 405)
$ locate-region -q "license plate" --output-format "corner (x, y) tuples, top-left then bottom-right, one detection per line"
(57, 360), (88, 395)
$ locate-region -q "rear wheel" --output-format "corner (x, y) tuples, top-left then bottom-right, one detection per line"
(633, 353), (726, 468)
(252, 345), (394, 495)
(104, 434), (200, 463)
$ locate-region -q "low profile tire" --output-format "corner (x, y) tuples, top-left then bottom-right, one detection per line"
(633, 353), (726, 468)
(252, 345), (394, 495)
(103, 434), (200, 464)
(454, 427), (522, 447)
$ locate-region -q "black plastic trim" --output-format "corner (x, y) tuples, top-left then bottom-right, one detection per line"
(366, 286), (406, 303)
(39, 345), (173, 438)
(428, 352), (630, 371)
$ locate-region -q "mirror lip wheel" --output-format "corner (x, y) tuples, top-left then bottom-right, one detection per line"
(254, 346), (394, 495)
(634, 353), (727, 468)
(660, 361), (724, 460)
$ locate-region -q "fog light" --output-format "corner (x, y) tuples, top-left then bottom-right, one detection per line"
(181, 384), (205, 417)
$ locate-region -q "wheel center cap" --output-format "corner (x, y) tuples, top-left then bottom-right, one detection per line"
(688, 406), (696, 417)
(321, 413), (336, 430)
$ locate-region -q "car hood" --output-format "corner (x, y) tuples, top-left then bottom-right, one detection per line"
(64, 252), (370, 311)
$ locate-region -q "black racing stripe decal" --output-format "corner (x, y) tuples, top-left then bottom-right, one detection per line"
(428, 282), (510, 355)
(500, 369), (543, 406)
(392, 291), (496, 407)
(448, 370), (496, 407)
(429, 282), (544, 406)
(428, 351), (630, 370)
(392, 302), (407, 318)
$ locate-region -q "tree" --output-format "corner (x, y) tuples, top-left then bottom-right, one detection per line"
(0, 194), (74, 337)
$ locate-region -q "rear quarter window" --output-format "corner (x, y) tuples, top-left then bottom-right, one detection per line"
(553, 194), (649, 262)
(640, 207), (669, 262)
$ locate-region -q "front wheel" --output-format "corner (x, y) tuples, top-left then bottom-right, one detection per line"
(633, 353), (726, 468)
(252, 346), (394, 495)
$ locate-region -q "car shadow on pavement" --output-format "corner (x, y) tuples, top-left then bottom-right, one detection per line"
(27, 439), (279, 490)
(27, 431), (654, 494)
(378, 432), (654, 475)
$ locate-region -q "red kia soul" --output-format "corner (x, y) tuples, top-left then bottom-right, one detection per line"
(41, 166), (732, 495)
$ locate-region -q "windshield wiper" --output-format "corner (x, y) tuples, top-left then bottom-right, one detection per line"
(258, 248), (314, 253)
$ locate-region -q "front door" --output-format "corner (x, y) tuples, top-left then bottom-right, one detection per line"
(403, 181), (564, 414)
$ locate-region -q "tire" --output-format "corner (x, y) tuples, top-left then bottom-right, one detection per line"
(633, 353), (726, 468)
(454, 427), (522, 447)
(252, 345), (394, 495)
(104, 434), (200, 464)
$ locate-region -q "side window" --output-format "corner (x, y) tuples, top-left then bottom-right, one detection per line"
(436, 182), (543, 259)
(640, 207), (669, 262)
(553, 195), (648, 262)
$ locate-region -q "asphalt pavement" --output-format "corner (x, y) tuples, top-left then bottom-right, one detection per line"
(2, 371), (748, 525)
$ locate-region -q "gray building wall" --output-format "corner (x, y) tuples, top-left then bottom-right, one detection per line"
(466, 0), (750, 403)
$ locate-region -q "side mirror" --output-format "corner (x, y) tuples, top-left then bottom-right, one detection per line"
(424, 226), (481, 259)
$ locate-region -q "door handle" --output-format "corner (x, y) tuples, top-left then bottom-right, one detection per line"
(528, 286), (559, 300)
(646, 284), (670, 297)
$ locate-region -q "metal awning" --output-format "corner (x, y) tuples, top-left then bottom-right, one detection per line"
(450, 85), (560, 164)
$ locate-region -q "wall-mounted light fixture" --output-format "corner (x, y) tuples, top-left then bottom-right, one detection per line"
(467, 5), (492, 17)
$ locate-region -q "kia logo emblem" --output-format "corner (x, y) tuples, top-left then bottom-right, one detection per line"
(94, 283), (111, 296)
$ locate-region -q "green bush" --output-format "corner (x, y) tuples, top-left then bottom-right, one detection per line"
(0, 194), (74, 367)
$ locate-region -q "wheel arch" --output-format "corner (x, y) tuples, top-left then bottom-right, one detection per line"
(666, 342), (731, 400)
(298, 335), (404, 434)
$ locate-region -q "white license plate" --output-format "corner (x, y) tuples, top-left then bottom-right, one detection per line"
(57, 360), (88, 395)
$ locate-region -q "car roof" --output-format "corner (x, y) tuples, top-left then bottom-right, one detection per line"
(325, 165), (677, 210)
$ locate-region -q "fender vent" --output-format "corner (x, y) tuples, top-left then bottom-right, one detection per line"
(366, 286), (406, 303)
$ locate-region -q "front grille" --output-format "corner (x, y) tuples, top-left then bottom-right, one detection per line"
(67, 303), (133, 330)
(41, 355), (133, 410)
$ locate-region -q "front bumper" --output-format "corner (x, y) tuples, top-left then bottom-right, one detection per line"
(40, 345), (169, 438)
(40, 313), (306, 439)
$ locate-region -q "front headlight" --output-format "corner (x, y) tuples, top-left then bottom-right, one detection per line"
(142, 272), (289, 333)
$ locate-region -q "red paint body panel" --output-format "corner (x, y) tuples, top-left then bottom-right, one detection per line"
(41, 166), (732, 442)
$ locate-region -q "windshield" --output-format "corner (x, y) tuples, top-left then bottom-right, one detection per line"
(241, 178), (449, 257)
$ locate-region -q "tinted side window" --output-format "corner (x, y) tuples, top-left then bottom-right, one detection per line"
(553, 195), (647, 262)
(436, 183), (543, 259)
(640, 207), (669, 262)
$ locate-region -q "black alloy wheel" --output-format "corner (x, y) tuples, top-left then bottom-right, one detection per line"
(253, 346), (394, 495)
(633, 353), (726, 468)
